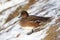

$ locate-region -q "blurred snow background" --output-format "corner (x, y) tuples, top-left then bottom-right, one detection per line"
(0, 0), (60, 40)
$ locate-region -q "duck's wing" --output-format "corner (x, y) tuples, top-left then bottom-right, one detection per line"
(29, 15), (51, 22)
(27, 16), (40, 23)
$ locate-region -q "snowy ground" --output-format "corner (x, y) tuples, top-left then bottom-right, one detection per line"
(0, 0), (60, 40)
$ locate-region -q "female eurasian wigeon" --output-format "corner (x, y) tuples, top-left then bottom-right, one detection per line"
(19, 10), (51, 33)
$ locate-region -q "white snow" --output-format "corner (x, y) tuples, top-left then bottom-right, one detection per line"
(0, 0), (26, 12)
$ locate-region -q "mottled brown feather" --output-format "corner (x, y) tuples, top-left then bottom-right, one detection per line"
(19, 11), (51, 29)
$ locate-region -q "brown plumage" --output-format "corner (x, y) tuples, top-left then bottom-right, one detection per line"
(19, 10), (51, 30)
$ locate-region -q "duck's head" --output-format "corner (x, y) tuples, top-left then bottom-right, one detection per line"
(20, 10), (29, 18)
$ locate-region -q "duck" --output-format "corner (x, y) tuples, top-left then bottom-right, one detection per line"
(19, 10), (51, 31)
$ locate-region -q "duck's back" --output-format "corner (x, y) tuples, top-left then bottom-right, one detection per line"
(28, 15), (51, 22)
